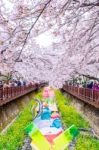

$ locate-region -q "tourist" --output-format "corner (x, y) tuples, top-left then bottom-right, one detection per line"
(82, 81), (87, 88)
(88, 81), (93, 89)
(93, 81), (98, 91)
(13, 81), (17, 87)
(96, 83), (99, 91)
(0, 81), (3, 100)
(17, 80), (21, 86)
(0, 81), (3, 88)
(8, 81), (13, 87)
(78, 83), (83, 88)
(3, 82), (9, 88)
(23, 81), (26, 86)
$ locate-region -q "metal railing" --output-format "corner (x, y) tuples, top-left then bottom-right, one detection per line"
(63, 84), (99, 108)
(0, 84), (39, 106)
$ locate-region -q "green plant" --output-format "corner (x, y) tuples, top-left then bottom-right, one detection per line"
(0, 90), (43, 150)
(0, 89), (99, 150)
(0, 104), (32, 149)
(55, 90), (99, 150)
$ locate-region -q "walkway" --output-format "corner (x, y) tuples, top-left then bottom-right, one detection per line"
(63, 84), (99, 108)
(0, 83), (40, 106)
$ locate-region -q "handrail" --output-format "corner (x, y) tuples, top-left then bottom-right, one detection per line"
(0, 84), (39, 106)
(63, 84), (99, 108)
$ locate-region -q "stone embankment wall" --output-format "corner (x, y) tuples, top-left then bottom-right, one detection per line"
(0, 92), (34, 132)
(63, 93), (99, 136)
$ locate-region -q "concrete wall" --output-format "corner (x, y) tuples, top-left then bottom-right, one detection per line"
(0, 92), (35, 132)
(63, 92), (99, 135)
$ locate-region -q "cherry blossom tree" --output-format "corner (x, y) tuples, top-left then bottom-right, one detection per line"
(0, 0), (99, 88)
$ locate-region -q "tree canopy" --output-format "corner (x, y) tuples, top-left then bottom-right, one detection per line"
(0, 0), (99, 88)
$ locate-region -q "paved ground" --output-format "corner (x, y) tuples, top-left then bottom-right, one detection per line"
(21, 137), (32, 150)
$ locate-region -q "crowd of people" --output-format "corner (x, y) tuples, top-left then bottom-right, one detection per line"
(68, 80), (99, 91)
(0, 80), (34, 89)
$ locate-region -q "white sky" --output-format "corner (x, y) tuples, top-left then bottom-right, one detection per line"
(2, 0), (14, 12)
(35, 32), (54, 47)
(35, 29), (61, 48)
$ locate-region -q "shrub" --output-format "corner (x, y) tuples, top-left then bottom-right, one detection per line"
(55, 90), (99, 150)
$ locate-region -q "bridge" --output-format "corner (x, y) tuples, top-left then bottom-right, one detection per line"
(63, 84), (99, 109)
(0, 83), (42, 106)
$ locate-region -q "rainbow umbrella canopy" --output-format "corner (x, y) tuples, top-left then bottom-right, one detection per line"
(25, 88), (79, 150)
